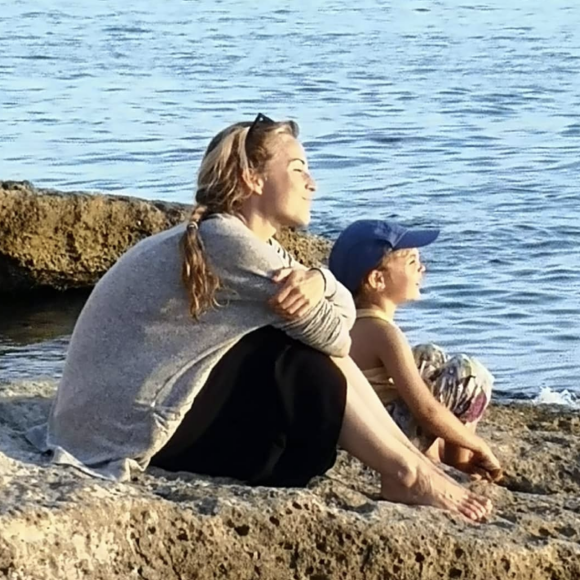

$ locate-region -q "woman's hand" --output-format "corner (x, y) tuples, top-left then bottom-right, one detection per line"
(269, 268), (325, 319)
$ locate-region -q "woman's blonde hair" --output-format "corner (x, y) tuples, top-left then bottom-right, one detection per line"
(181, 117), (299, 319)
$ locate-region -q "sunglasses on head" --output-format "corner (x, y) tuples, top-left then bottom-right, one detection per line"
(205, 113), (276, 155)
(248, 113), (275, 136)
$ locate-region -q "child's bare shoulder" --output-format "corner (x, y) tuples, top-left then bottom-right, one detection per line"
(354, 316), (406, 343)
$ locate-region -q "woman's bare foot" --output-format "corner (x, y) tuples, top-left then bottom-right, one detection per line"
(380, 465), (492, 522)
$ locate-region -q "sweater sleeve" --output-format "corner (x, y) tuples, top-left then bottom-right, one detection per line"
(268, 238), (356, 332)
(201, 217), (355, 357)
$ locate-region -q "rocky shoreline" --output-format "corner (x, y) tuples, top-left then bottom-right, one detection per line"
(0, 379), (578, 579)
(1, 182), (579, 578)
(0, 181), (330, 295)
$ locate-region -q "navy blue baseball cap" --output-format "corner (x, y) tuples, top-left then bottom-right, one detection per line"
(328, 219), (440, 293)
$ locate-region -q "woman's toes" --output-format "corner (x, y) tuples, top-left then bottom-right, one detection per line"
(459, 502), (482, 522)
(478, 496), (493, 514)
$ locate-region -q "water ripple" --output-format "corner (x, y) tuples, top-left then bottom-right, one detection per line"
(1, 0), (579, 400)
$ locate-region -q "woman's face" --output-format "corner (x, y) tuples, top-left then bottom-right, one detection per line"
(256, 134), (317, 228)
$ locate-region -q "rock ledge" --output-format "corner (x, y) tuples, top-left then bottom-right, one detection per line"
(0, 380), (578, 579)
(0, 181), (330, 294)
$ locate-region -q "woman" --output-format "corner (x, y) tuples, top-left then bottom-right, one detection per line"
(28, 114), (493, 521)
(329, 219), (502, 480)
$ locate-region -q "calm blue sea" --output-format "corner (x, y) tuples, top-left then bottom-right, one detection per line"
(1, 0), (579, 404)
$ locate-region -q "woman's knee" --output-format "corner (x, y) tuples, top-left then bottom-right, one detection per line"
(276, 345), (347, 413)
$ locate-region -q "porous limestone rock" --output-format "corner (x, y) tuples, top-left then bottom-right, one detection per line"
(0, 181), (331, 294)
(0, 379), (578, 579)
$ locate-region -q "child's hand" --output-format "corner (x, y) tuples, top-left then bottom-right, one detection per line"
(269, 268), (325, 319)
(465, 446), (503, 482)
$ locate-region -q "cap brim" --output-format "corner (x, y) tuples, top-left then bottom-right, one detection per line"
(395, 228), (439, 250)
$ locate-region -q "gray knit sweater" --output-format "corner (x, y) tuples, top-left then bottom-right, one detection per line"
(26, 214), (356, 480)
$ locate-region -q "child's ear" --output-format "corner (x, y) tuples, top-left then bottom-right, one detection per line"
(367, 269), (385, 291)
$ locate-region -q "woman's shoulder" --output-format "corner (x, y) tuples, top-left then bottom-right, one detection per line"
(200, 213), (250, 236)
(200, 214), (263, 247)
(200, 214), (287, 272)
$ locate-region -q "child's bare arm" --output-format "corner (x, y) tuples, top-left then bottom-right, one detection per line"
(372, 321), (494, 459)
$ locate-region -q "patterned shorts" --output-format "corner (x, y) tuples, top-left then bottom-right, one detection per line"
(386, 343), (494, 452)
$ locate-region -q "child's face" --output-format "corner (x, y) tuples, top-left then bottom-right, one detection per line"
(379, 248), (426, 303)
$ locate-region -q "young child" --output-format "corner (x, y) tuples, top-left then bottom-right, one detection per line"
(329, 219), (502, 481)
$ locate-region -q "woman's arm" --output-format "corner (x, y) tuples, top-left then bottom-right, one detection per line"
(268, 238), (356, 329)
(201, 217), (355, 357)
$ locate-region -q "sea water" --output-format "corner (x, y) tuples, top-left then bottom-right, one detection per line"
(1, 0), (579, 404)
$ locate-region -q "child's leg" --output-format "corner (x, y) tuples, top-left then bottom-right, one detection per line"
(441, 422), (475, 469)
(412, 343), (448, 381)
(391, 343), (450, 457)
(424, 437), (444, 463)
(383, 344), (493, 469)
(419, 350), (494, 469)
(385, 397), (440, 458)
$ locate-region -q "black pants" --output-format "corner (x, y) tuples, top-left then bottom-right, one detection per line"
(151, 326), (347, 487)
